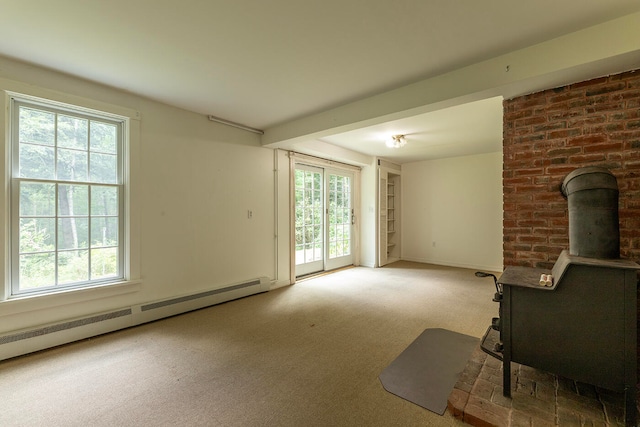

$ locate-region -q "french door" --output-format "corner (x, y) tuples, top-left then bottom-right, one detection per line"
(294, 165), (354, 277)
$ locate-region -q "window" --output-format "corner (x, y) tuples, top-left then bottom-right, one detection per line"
(10, 97), (126, 296)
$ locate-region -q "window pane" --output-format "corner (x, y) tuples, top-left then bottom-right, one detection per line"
(90, 122), (117, 154)
(342, 240), (351, 256)
(19, 144), (55, 179)
(58, 184), (89, 216)
(57, 115), (88, 150)
(12, 99), (124, 295)
(58, 250), (89, 284)
(91, 247), (118, 279)
(91, 217), (118, 247)
(57, 148), (88, 181)
(20, 252), (55, 289)
(91, 186), (118, 216)
(90, 152), (117, 183)
(58, 218), (89, 250)
(304, 244), (313, 262)
(19, 107), (55, 146)
(20, 218), (55, 253)
(20, 182), (55, 216)
(295, 245), (304, 265)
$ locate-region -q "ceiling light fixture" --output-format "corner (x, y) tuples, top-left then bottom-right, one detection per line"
(386, 134), (407, 149)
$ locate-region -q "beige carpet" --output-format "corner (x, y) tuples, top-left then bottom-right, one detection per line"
(0, 261), (497, 426)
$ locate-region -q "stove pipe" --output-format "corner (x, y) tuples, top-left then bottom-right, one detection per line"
(561, 166), (620, 259)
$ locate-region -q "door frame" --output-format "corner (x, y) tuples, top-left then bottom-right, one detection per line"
(289, 152), (361, 282)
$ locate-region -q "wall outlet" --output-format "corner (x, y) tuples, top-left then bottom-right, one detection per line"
(248, 210), (253, 219)
(432, 241), (436, 247)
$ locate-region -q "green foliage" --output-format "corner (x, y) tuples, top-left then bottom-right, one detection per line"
(15, 103), (122, 293)
(294, 169), (352, 264)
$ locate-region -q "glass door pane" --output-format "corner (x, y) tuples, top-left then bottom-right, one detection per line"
(295, 166), (324, 277)
(325, 171), (353, 271)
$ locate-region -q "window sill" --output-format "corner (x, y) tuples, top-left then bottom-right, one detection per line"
(0, 279), (142, 318)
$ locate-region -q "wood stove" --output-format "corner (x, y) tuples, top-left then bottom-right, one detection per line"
(480, 167), (639, 426)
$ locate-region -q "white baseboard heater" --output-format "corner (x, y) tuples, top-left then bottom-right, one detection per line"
(0, 277), (269, 361)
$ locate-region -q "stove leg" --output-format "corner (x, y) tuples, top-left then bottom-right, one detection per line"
(625, 387), (637, 427)
(503, 356), (511, 397)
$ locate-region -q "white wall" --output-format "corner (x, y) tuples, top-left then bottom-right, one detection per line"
(401, 152), (503, 272)
(0, 57), (276, 337)
(0, 55), (504, 358)
(359, 160), (378, 267)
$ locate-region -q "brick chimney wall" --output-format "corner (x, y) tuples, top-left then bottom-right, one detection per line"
(503, 69), (640, 270)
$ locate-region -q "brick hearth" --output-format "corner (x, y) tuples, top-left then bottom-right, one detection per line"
(448, 346), (633, 426)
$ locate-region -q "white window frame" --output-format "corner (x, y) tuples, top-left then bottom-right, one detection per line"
(0, 79), (141, 305)
(11, 98), (127, 295)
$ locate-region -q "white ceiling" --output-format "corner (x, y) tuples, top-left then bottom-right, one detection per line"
(1, 1), (639, 163)
(320, 96), (504, 163)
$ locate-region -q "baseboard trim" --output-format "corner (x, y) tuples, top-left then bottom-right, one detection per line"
(0, 277), (270, 361)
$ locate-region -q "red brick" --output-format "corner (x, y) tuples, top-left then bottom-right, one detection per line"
(544, 165), (576, 175)
(517, 235), (547, 244)
(517, 219), (547, 228)
(585, 82), (627, 97)
(627, 120), (640, 129)
(448, 388), (469, 420)
(464, 396), (511, 427)
(610, 110), (640, 121)
(547, 109), (583, 121)
(568, 153), (606, 164)
(583, 142), (624, 153)
(503, 177), (531, 186)
(515, 133), (546, 144)
(546, 147), (581, 157)
(610, 70), (640, 82)
(566, 134), (607, 145)
(509, 410), (533, 427)
(511, 393), (556, 422)
(624, 160), (640, 170)
(472, 378), (497, 401)
(619, 89), (640, 100)
(515, 185), (547, 193)
(503, 68), (639, 296)
(588, 123), (625, 133)
(547, 128), (582, 140)
(556, 394), (607, 421)
(572, 76), (608, 88)
(610, 130), (640, 140)
(588, 102), (628, 114)
(515, 116), (547, 127)
(516, 251), (547, 261)
(571, 114), (608, 125)
(547, 90), (584, 104)
(513, 168), (544, 177)
(504, 243), (533, 252)
(532, 246), (563, 256)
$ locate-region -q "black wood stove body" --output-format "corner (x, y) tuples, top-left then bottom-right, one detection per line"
(480, 167), (639, 426)
(493, 254), (637, 424)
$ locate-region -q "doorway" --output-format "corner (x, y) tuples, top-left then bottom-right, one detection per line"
(294, 164), (354, 277)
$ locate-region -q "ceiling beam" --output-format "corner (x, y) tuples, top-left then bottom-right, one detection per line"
(261, 12), (640, 148)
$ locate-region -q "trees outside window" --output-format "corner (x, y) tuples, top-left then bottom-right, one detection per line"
(11, 99), (124, 295)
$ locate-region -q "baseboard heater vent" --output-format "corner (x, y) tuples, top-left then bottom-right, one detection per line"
(0, 277), (268, 361)
(0, 308), (132, 345)
(140, 279), (262, 312)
